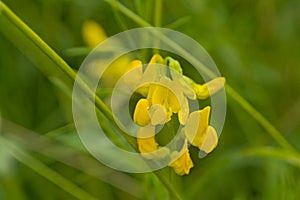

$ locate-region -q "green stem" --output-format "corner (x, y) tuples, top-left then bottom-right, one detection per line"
(226, 85), (297, 153)
(1, 138), (99, 200)
(134, 0), (143, 18)
(240, 147), (300, 167)
(153, 0), (162, 54)
(111, 0), (128, 31)
(154, 171), (183, 200)
(164, 16), (191, 29)
(105, 0), (151, 27)
(0, 1), (111, 122)
(154, 0), (162, 27)
(104, 0), (297, 153)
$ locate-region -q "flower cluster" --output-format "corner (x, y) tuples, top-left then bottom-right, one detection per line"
(81, 20), (225, 175)
(129, 54), (225, 175)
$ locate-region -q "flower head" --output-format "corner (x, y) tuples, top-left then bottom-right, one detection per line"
(129, 54), (225, 175)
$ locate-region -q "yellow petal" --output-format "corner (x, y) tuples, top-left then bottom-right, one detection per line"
(179, 78), (196, 99)
(200, 126), (218, 153)
(178, 97), (189, 125)
(82, 20), (107, 47)
(185, 106), (211, 147)
(169, 144), (194, 175)
(127, 60), (142, 71)
(133, 99), (150, 126)
(123, 60), (143, 88)
(137, 126), (158, 159)
(159, 77), (181, 112)
(149, 104), (167, 125)
(165, 56), (183, 75)
(135, 85), (149, 97)
(101, 56), (131, 87)
(137, 136), (158, 153)
(168, 91), (180, 113)
(149, 54), (164, 64)
(193, 77), (226, 100)
(149, 84), (167, 106)
(143, 54), (164, 82)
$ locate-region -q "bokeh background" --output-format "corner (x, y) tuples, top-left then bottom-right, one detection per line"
(1, 0), (300, 199)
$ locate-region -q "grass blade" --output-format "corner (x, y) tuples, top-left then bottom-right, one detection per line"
(1, 119), (144, 198)
(1, 138), (99, 200)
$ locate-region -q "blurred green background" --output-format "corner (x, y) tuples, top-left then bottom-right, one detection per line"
(1, 0), (300, 199)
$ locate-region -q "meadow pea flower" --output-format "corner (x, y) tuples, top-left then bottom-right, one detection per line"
(168, 139), (194, 175)
(130, 54), (225, 175)
(123, 54), (164, 95)
(184, 106), (218, 153)
(131, 54), (192, 126)
(82, 20), (107, 48)
(137, 125), (171, 160)
(191, 77), (226, 100)
(133, 77), (190, 126)
(146, 82), (178, 124)
(81, 20), (133, 87)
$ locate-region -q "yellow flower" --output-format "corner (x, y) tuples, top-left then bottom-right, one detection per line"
(191, 77), (226, 100)
(146, 77), (190, 125)
(133, 99), (151, 126)
(131, 54), (224, 175)
(101, 55), (132, 87)
(81, 20), (138, 88)
(123, 54), (164, 96)
(137, 126), (171, 159)
(82, 20), (107, 48)
(132, 54), (193, 126)
(147, 80), (179, 122)
(169, 140), (194, 175)
(133, 90), (170, 126)
(137, 126), (158, 154)
(184, 106), (218, 154)
(137, 135), (158, 154)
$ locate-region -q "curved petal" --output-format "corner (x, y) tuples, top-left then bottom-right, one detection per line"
(137, 126), (158, 159)
(168, 139), (194, 175)
(193, 77), (226, 100)
(133, 99), (150, 126)
(149, 104), (167, 125)
(178, 96), (189, 125)
(200, 126), (218, 153)
(185, 106), (211, 147)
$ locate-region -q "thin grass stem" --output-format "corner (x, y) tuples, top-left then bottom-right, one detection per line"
(1, 138), (99, 200)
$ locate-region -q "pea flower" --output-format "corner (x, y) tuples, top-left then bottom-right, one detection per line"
(129, 54), (225, 175)
(168, 138), (194, 175)
(82, 20), (107, 48)
(184, 106), (219, 154)
(132, 55), (195, 126)
(81, 20), (132, 87)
